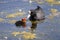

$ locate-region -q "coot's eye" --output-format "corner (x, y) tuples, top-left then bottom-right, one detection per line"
(30, 12), (33, 15)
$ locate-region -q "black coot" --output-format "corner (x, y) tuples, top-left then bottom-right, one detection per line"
(29, 6), (45, 32)
(29, 6), (45, 22)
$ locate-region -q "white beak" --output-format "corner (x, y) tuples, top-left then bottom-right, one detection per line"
(27, 14), (30, 19)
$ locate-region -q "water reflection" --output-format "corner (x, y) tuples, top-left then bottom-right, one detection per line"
(30, 19), (45, 33)
(30, 21), (37, 33)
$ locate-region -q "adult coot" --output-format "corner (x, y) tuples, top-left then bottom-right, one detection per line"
(28, 6), (45, 32)
(29, 6), (45, 23)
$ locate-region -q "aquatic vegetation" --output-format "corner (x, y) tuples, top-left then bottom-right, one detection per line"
(8, 20), (17, 24)
(22, 33), (36, 39)
(50, 8), (60, 16)
(45, 0), (54, 3)
(11, 31), (36, 39)
(50, 8), (58, 13)
(11, 31), (21, 36)
(45, 0), (60, 5)
(47, 14), (54, 19)
(47, 8), (60, 19)
(21, 31), (36, 39)
(6, 12), (25, 18)
(6, 14), (15, 18)
(35, 0), (44, 4)
(37, 2), (44, 4)
(0, 18), (4, 22)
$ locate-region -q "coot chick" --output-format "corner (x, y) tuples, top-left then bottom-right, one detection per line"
(15, 18), (26, 27)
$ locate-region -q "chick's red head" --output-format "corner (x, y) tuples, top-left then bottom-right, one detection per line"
(22, 18), (26, 22)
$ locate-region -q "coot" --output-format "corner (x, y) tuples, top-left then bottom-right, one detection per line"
(29, 6), (45, 22)
(15, 18), (26, 27)
(28, 6), (45, 32)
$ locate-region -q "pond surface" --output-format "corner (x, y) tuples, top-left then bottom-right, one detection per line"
(0, 0), (60, 40)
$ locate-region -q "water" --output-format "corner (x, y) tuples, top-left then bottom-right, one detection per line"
(0, 0), (60, 40)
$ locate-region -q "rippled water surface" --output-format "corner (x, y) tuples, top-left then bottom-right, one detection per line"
(0, 0), (60, 40)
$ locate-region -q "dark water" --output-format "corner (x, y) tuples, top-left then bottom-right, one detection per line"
(0, 0), (60, 40)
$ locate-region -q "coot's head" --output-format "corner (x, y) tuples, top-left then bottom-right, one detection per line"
(36, 6), (42, 10)
(29, 6), (45, 23)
